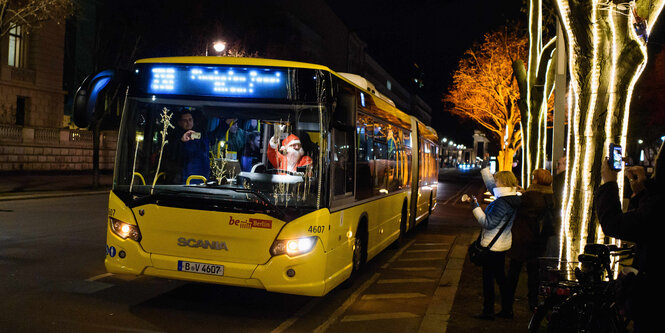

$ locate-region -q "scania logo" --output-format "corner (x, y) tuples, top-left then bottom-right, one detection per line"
(177, 237), (228, 251)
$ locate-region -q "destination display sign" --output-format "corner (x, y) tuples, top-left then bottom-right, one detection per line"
(144, 65), (288, 99)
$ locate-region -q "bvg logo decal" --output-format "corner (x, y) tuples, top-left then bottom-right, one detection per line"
(229, 216), (272, 229)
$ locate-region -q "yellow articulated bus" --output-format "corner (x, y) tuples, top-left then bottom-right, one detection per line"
(82, 57), (438, 296)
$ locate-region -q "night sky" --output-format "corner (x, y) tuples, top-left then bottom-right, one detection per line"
(92, 0), (665, 146)
(326, 0), (524, 146)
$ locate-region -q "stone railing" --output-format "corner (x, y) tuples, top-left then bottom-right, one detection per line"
(0, 125), (118, 172)
(0, 124), (22, 143)
(35, 127), (60, 143)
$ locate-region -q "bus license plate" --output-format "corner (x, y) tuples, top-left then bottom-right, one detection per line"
(178, 261), (224, 276)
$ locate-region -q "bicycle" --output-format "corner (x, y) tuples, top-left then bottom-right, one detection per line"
(528, 243), (634, 333)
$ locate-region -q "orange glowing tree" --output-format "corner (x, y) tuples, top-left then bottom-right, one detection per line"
(444, 27), (528, 171)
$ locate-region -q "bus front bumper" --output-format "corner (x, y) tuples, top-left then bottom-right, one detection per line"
(105, 234), (329, 296)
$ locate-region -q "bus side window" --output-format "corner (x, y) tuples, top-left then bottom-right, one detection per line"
(402, 129), (411, 188)
(372, 119), (389, 195)
(331, 83), (355, 198)
(356, 113), (373, 200)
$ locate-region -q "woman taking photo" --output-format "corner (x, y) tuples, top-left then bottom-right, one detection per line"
(464, 169), (521, 320)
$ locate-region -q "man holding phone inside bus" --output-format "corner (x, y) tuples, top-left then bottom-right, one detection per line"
(166, 110), (210, 184)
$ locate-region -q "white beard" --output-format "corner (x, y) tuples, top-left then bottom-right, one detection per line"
(285, 146), (304, 171)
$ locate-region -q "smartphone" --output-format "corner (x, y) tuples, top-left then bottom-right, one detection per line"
(609, 143), (623, 171)
(191, 132), (201, 140)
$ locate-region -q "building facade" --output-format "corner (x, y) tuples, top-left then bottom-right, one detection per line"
(0, 18), (115, 172)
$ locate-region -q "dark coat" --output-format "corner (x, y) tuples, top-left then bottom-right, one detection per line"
(594, 180), (659, 328)
(507, 184), (554, 262)
(594, 180), (656, 275)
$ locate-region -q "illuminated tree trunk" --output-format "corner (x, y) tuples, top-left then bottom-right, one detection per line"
(498, 148), (516, 172)
(555, 0), (663, 261)
(515, 0), (557, 187)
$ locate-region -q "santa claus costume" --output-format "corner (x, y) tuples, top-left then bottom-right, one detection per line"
(268, 134), (312, 173)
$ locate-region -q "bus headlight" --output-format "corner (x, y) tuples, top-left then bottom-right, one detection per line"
(270, 236), (317, 257)
(110, 217), (142, 241)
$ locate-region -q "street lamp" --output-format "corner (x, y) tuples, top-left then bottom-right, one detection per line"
(213, 41), (226, 55)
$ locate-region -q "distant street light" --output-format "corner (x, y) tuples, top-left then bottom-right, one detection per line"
(213, 41), (226, 55)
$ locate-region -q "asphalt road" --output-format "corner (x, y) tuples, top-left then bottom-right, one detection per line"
(0, 168), (484, 333)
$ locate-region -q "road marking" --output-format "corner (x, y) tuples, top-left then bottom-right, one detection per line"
(55, 319), (162, 333)
(413, 242), (448, 246)
(361, 292), (427, 300)
(443, 182), (473, 205)
(271, 297), (323, 333)
(341, 312), (419, 322)
(407, 249), (447, 253)
(381, 239), (417, 268)
(391, 267), (439, 271)
(377, 278), (435, 284)
(313, 273), (380, 333)
(86, 272), (113, 282)
(398, 257), (443, 261)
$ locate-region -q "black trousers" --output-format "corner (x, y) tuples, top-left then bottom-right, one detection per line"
(481, 250), (509, 314)
(505, 257), (539, 311)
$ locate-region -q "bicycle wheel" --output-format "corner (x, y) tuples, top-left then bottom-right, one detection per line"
(585, 302), (627, 333)
(529, 295), (586, 333)
(528, 297), (564, 333)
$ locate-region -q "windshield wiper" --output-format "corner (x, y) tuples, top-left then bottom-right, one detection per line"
(203, 185), (287, 220)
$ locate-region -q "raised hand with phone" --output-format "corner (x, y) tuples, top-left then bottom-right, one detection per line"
(461, 193), (479, 209)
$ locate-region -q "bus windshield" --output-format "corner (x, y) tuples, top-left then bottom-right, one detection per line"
(113, 97), (324, 220)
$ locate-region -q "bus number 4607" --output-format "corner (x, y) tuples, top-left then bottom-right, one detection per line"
(308, 226), (325, 233)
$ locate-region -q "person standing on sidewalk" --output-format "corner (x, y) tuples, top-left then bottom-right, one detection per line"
(465, 168), (521, 320)
(593, 143), (661, 332)
(503, 168), (556, 317)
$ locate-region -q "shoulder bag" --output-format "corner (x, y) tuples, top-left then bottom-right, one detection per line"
(467, 203), (516, 266)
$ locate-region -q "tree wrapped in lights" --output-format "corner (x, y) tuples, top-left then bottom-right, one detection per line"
(514, 0), (558, 187)
(552, 0), (665, 261)
(444, 27), (528, 171)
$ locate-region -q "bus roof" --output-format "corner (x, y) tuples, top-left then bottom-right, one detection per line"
(135, 56), (332, 71)
(417, 120), (439, 143)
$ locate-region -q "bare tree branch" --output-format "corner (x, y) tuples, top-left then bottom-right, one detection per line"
(0, 0), (74, 38)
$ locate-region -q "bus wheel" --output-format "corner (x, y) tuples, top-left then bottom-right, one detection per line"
(391, 202), (408, 249)
(342, 223), (367, 288)
(421, 194), (433, 227)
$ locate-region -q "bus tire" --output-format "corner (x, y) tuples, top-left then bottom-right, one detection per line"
(342, 219), (367, 289)
(421, 194), (433, 227)
(391, 201), (408, 249)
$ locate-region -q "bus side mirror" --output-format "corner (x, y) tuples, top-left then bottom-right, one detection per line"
(73, 69), (129, 128)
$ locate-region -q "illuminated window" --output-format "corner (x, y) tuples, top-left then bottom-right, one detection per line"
(8, 25), (24, 67)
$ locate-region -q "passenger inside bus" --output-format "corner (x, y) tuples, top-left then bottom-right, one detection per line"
(212, 118), (246, 159)
(241, 131), (262, 172)
(165, 109), (211, 184)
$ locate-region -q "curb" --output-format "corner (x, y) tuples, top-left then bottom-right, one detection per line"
(0, 190), (110, 202)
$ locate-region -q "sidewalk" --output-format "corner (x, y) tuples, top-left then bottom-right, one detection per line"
(0, 172), (112, 201)
(425, 207), (533, 332)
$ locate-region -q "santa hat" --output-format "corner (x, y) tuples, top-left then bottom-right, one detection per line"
(281, 134), (301, 148)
